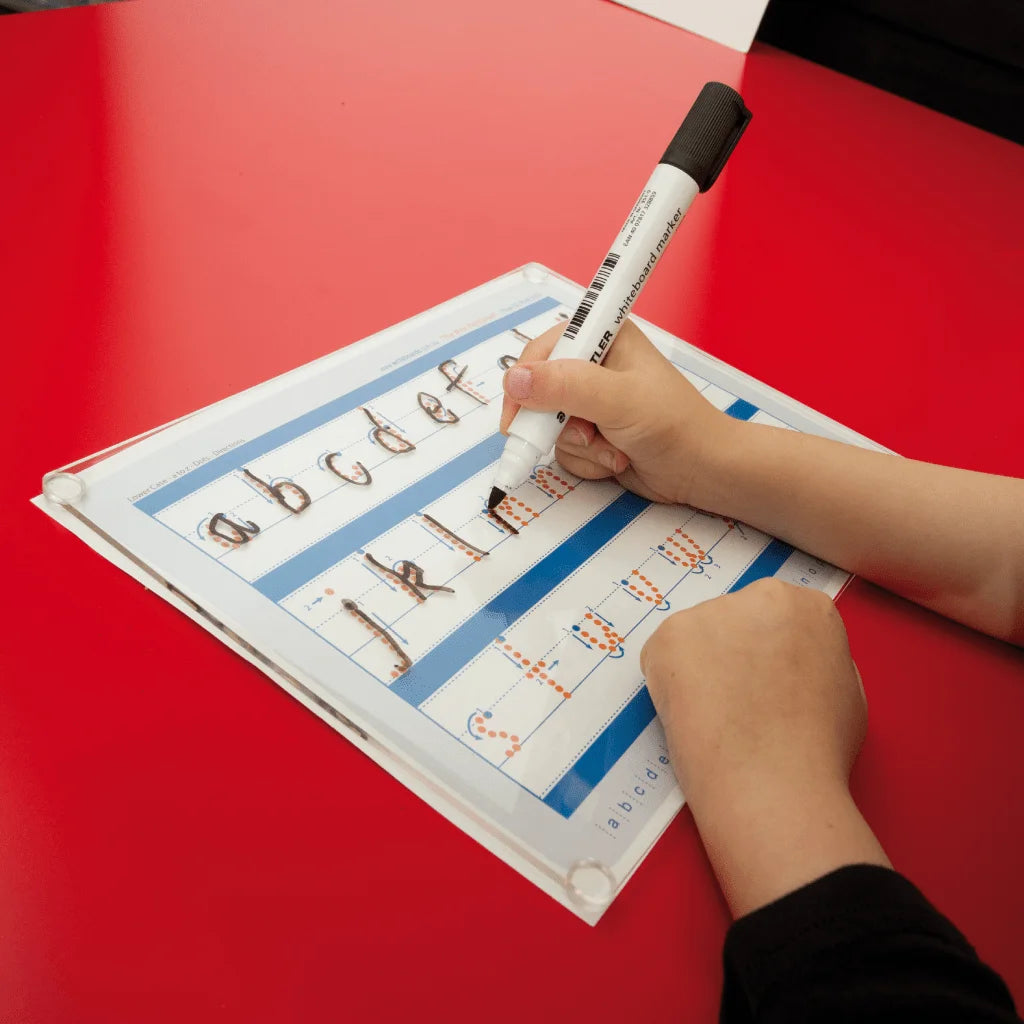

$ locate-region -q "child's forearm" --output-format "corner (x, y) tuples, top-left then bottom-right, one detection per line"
(692, 775), (890, 919)
(693, 419), (1024, 645)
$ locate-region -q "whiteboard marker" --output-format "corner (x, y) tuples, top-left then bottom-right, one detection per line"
(488, 82), (752, 510)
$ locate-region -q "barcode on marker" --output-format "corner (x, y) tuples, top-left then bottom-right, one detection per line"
(563, 252), (621, 341)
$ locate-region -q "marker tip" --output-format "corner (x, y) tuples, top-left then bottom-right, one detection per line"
(486, 487), (506, 511)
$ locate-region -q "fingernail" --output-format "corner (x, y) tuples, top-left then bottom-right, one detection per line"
(599, 450), (619, 471)
(564, 427), (587, 447)
(504, 366), (532, 400)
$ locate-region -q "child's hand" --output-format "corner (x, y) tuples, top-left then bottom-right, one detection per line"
(640, 579), (890, 917)
(642, 578), (865, 803)
(499, 320), (730, 506)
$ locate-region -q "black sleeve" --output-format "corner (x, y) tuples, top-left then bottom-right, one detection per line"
(720, 864), (1020, 1024)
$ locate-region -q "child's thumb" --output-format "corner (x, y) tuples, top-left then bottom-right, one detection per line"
(503, 359), (627, 425)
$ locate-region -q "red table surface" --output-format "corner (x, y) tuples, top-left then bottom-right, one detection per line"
(3, 0), (1022, 1020)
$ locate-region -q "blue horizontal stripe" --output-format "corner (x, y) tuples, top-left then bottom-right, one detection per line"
(391, 490), (651, 707)
(728, 537), (794, 592)
(136, 296), (560, 515)
(253, 433), (506, 601)
(724, 398), (758, 421)
(542, 686), (656, 818)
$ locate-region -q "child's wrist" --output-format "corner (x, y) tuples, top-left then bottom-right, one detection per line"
(688, 772), (890, 918)
(685, 410), (746, 512)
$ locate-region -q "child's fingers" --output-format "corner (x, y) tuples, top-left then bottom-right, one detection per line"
(559, 416), (597, 447)
(519, 322), (566, 363)
(556, 430), (629, 474)
(503, 358), (632, 429)
(499, 395), (516, 435)
(500, 323), (566, 434)
(552, 446), (615, 482)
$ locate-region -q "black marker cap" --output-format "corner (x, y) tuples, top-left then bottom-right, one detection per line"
(660, 82), (752, 192)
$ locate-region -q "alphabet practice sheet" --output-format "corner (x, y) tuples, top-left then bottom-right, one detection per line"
(35, 265), (884, 922)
